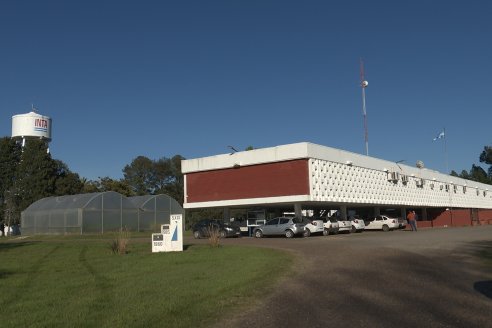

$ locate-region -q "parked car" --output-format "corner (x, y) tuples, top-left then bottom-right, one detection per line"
(397, 218), (407, 229)
(192, 219), (241, 239)
(364, 215), (399, 231)
(349, 215), (365, 233)
(336, 217), (352, 233)
(253, 217), (306, 238)
(302, 217), (324, 237)
(321, 217), (339, 235)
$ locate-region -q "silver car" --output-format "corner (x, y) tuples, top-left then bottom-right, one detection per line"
(253, 217), (306, 238)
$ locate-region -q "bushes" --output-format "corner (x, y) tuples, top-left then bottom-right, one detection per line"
(110, 229), (130, 254)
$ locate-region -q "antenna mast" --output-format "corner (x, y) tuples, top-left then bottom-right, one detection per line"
(360, 58), (369, 156)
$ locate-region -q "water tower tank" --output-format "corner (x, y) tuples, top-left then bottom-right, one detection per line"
(12, 111), (52, 141)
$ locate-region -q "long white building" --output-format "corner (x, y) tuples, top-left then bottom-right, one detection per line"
(182, 142), (492, 226)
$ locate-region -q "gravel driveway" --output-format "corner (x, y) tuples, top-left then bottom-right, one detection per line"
(189, 225), (492, 328)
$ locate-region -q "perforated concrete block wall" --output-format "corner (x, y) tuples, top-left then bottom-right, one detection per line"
(309, 159), (492, 208)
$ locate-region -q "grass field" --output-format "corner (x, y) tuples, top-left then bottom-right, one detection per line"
(0, 235), (293, 327)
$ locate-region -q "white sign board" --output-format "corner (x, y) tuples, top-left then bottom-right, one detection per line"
(152, 233), (165, 253)
(152, 214), (183, 253)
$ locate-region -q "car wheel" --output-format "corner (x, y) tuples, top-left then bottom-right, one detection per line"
(323, 229), (329, 236)
(351, 225), (356, 233)
(382, 224), (389, 232)
(303, 229), (311, 237)
(193, 231), (201, 239)
(285, 230), (294, 238)
(254, 229), (263, 238)
(219, 230), (226, 238)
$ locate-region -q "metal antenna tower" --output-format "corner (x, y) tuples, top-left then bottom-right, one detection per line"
(360, 58), (369, 156)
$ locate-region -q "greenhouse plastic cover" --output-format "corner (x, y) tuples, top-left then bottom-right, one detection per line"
(21, 192), (184, 235)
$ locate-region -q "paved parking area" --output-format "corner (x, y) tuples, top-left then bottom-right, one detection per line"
(188, 226), (492, 328)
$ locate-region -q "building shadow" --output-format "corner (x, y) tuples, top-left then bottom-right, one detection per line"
(474, 281), (492, 299)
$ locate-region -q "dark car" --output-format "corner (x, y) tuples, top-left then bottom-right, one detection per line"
(192, 219), (241, 239)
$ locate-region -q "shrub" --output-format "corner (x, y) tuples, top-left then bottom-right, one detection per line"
(110, 228), (131, 254)
(206, 225), (221, 248)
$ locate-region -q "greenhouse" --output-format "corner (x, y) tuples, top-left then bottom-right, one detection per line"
(128, 194), (185, 231)
(21, 192), (184, 235)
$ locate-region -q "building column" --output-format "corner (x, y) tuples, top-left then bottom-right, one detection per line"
(401, 208), (407, 220)
(421, 208), (428, 221)
(223, 207), (230, 222)
(374, 207), (381, 217)
(294, 203), (302, 218)
(340, 205), (348, 220)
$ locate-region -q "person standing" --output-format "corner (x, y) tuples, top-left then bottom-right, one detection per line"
(407, 210), (417, 231)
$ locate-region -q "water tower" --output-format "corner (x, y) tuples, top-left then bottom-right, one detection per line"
(11, 107), (52, 152)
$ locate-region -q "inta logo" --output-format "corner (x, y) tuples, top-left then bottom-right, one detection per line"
(34, 118), (48, 132)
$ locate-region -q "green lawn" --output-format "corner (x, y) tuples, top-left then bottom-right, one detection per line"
(0, 236), (293, 327)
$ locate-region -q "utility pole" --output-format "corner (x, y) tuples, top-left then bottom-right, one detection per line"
(360, 58), (369, 156)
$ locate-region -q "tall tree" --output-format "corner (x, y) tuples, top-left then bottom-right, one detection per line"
(122, 156), (154, 195)
(15, 139), (58, 215)
(97, 177), (135, 196)
(479, 146), (492, 178)
(81, 178), (100, 193)
(53, 160), (84, 196)
(163, 155), (184, 205)
(0, 137), (21, 223)
(122, 154), (185, 204)
(469, 164), (489, 184)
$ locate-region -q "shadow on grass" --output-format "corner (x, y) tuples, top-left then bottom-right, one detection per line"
(0, 270), (15, 280)
(0, 241), (40, 252)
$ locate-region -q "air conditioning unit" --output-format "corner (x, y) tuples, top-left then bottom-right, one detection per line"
(387, 171), (399, 182)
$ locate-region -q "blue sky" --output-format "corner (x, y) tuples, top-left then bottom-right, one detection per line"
(1, 1), (491, 180)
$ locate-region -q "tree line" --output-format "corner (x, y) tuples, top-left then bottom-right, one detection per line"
(0, 137), (184, 226)
(450, 146), (492, 184)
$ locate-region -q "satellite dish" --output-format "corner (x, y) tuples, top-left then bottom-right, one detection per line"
(361, 80), (369, 87)
(416, 160), (424, 169)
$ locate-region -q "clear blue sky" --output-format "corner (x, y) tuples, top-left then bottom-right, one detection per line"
(1, 1), (491, 180)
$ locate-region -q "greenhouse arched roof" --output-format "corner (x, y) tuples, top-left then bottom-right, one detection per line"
(24, 191), (127, 211)
(128, 194), (182, 211)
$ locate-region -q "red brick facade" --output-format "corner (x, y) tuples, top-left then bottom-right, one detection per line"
(186, 159), (309, 203)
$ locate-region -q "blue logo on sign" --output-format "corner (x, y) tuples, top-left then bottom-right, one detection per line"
(172, 226), (178, 241)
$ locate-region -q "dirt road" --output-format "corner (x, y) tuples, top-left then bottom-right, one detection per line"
(190, 225), (492, 328)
